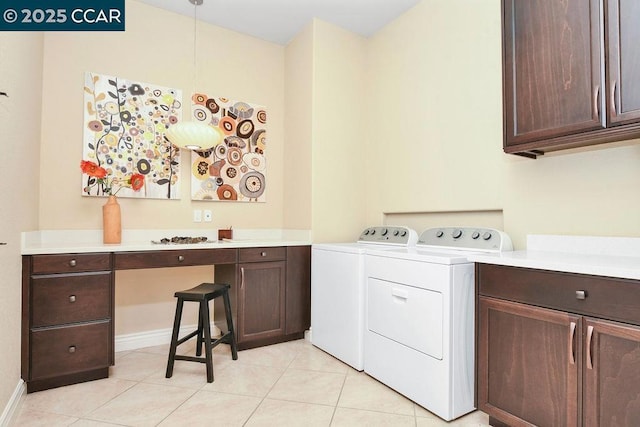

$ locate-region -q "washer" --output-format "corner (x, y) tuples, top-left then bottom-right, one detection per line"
(364, 227), (512, 421)
(311, 226), (418, 370)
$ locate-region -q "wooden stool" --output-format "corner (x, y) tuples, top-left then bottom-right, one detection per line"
(165, 283), (238, 383)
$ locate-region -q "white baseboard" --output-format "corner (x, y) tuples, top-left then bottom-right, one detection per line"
(115, 323), (221, 352)
(0, 379), (25, 427)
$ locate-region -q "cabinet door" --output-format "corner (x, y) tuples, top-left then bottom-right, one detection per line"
(503, 0), (603, 147)
(237, 261), (286, 343)
(285, 246), (311, 335)
(583, 318), (640, 427)
(606, 0), (640, 126)
(478, 297), (580, 427)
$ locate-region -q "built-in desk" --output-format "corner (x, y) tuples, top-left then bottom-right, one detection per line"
(21, 229), (311, 392)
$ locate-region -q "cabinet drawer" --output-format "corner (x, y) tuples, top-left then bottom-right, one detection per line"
(32, 272), (111, 327)
(477, 264), (640, 325)
(31, 253), (111, 274)
(114, 248), (237, 269)
(238, 247), (286, 263)
(30, 321), (111, 379)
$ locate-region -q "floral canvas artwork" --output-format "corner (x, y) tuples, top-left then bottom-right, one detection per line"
(82, 72), (182, 199)
(189, 94), (267, 202)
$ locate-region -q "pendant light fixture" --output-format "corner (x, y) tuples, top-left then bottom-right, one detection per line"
(165, 0), (222, 151)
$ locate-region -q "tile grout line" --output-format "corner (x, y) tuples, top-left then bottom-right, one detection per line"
(153, 344), (240, 426)
(30, 345), (239, 423)
(85, 346), (199, 426)
(70, 377), (137, 425)
(241, 343), (303, 426)
(328, 370), (349, 426)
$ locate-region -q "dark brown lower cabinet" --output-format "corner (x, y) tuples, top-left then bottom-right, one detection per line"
(285, 246), (311, 335)
(237, 260), (286, 343)
(215, 246), (311, 350)
(477, 263), (640, 427)
(22, 254), (114, 393)
(478, 297), (579, 426)
(583, 319), (640, 427)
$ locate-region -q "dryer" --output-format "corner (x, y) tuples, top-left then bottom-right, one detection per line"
(311, 226), (417, 370)
(364, 227), (512, 420)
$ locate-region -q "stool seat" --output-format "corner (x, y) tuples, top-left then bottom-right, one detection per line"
(174, 283), (230, 301)
(165, 282), (238, 383)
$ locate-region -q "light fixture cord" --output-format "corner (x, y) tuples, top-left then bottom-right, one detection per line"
(192, 0), (197, 98)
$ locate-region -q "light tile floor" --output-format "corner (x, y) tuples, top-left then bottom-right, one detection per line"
(13, 339), (491, 426)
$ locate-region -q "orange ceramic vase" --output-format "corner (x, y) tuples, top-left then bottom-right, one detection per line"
(103, 195), (122, 244)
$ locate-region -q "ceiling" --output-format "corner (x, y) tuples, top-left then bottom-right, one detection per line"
(136, 0), (421, 45)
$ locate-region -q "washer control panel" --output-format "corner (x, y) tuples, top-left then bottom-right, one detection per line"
(418, 227), (513, 252)
(358, 226), (418, 246)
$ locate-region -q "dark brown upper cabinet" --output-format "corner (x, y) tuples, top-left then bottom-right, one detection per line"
(502, 0), (640, 158)
(606, 0), (640, 126)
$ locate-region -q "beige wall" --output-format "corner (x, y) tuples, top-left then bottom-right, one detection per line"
(366, 0), (505, 230)
(283, 23), (313, 230)
(366, 0), (640, 249)
(284, 19), (369, 243)
(310, 20), (368, 243)
(114, 266), (210, 335)
(0, 33), (43, 417)
(39, 0), (285, 231)
(503, 144), (640, 248)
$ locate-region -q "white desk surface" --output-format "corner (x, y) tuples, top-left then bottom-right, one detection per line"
(22, 229), (312, 255)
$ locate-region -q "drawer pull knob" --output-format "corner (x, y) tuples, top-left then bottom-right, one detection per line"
(178, 255), (185, 262)
(69, 295), (76, 303)
(261, 251), (267, 257)
(68, 346), (76, 354)
(576, 290), (587, 300)
(69, 259), (77, 267)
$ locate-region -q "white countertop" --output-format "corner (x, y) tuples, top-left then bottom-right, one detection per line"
(468, 234), (640, 280)
(22, 229), (312, 255)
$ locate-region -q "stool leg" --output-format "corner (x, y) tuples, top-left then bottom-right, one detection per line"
(223, 291), (238, 360)
(166, 298), (184, 378)
(201, 300), (214, 383)
(195, 309), (203, 357)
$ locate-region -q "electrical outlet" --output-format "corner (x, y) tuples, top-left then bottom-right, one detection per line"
(193, 209), (202, 222)
(204, 210), (212, 222)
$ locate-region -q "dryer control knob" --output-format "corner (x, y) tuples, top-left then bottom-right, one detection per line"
(483, 232), (492, 240)
(381, 228), (388, 236)
(436, 230), (444, 238)
(472, 231), (480, 240)
(393, 230), (400, 236)
(452, 229), (463, 239)
(401, 230), (407, 237)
